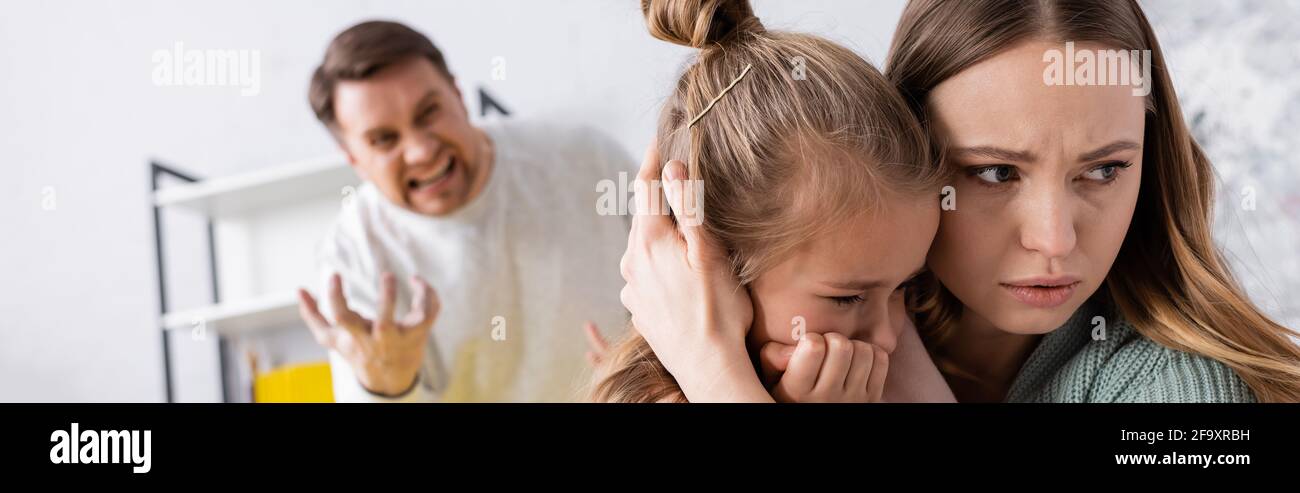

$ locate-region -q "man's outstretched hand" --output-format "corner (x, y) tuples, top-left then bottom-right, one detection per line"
(298, 272), (439, 397)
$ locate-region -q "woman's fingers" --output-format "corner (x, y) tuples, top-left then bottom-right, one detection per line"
(631, 142), (671, 239)
(660, 159), (720, 270)
(661, 160), (698, 229)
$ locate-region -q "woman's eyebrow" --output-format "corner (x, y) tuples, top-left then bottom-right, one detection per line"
(951, 141), (1141, 164)
(1078, 140), (1142, 162)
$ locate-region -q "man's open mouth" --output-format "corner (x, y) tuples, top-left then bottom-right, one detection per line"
(407, 156), (457, 190)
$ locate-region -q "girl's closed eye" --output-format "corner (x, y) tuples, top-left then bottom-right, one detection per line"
(826, 273), (923, 306)
(826, 294), (865, 307)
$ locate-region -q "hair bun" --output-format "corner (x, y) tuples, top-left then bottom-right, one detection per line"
(642, 0), (763, 49)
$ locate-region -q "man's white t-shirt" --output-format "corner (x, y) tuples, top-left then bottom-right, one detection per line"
(314, 120), (634, 402)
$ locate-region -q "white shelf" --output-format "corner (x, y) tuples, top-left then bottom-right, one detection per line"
(153, 154), (358, 218)
(161, 291), (300, 336)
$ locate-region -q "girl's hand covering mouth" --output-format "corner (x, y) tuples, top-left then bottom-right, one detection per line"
(759, 332), (890, 403)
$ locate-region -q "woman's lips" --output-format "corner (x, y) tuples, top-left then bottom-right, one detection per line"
(999, 281), (1080, 308)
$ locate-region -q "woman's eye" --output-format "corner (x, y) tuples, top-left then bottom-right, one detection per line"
(828, 294), (865, 307)
(970, 165), (1018, 184)
(370, 134), (396, 148)
(1081, 161), (1132, 183)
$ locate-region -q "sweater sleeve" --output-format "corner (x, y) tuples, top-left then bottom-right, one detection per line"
(1094, 330), (1258, 403)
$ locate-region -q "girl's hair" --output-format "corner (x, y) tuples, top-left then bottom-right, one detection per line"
(592, 0), (944, 403)
(888, 0), (1300, 401)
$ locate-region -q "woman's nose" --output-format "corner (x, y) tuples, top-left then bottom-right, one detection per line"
(1018, 186), (1077, 260)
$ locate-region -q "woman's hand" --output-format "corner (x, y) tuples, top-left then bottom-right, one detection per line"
(618, 144), (771, 402)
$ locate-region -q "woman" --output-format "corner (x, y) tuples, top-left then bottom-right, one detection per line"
(591, 0), (946, 402)
(614, 0), (1300, 402)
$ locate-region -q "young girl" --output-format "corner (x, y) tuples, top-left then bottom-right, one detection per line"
(591, 0), (946, 402)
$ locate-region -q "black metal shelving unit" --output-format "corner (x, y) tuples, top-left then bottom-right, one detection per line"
(150, 161), (233, 403)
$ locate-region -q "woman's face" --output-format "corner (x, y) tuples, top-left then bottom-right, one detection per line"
(925, 40), (1146, 335)
(747, 192), (939, 354)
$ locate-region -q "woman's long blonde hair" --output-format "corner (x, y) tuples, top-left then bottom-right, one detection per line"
(591, 0), (944, 402)
(888, 0), (1300, 402)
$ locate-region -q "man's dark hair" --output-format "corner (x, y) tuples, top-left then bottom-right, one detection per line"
(309, 20), (452, 131)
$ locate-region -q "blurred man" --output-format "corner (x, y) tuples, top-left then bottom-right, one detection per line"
(297, 20), (630, 402)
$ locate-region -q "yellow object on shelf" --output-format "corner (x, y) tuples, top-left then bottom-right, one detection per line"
(253, 361), (334, 403)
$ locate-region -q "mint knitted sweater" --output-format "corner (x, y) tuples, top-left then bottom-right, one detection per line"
(1004, 298), (1257, 403)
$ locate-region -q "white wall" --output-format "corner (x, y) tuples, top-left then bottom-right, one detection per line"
(1, 0), (1294, 402)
